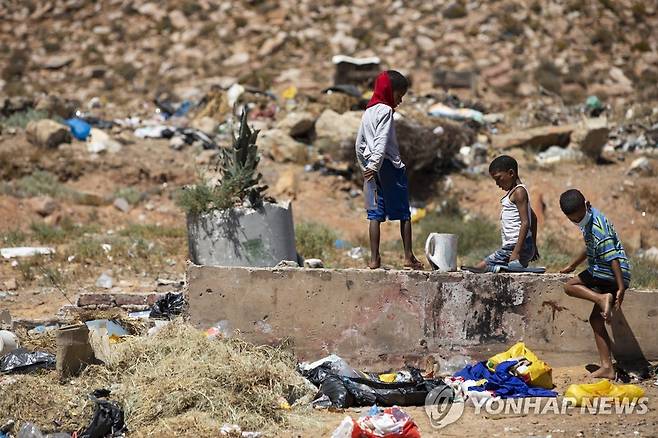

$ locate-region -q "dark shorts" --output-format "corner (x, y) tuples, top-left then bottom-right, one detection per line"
(578, 270), (618, 296)
(366, 159), (411, 222)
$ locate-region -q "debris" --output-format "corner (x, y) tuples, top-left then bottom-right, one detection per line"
(1, 247), (55, 259)
(627, 157), (652, 176)
(87, 128), (122, 154)
(492, 124), (575, 150)
(347, 247), (365, 260)
(303, 258), (324, 269)
(0, 348), (55, 373)
(220, 424), (262, 438)
(0, 330), (19, 356)
(79, 390), (127, 438)
(206, 320), (232, 339)
(65, 118), (92, 140)
(332, 406), (421, 438)
(275, 111), (315, 138)
(85, 320), (130, 337)
(112, 197), (131, 213)
(332, 55), (380, 87)
(487, 342), (553, 388)
(17, 422), (45, 438)
(564, 380), (645, 407)
(275, 260), (299, 268)
(95, 272), (113, 289)
(570, 117), (609, 159)
(26, 119), (72, 149)
(585, 95), (605, 117)
(425, 233), (458, 272)
(56, 324), (96, 378)
(149, 292), (186, 320)
(428, 103), (484, 124)
(535, 146), (585, 165)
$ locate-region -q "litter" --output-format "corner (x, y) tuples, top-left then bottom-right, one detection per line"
(487, 342), (553, 388)
(0, 348), (55, 373)
(219, 423), (262, 438)
(303, 258), (324, 268)
(56, 324), (95, 378)
(410, 207), (426, 223)
(127, 310), (151, 319)
(149, 292), (186, 320)
(300, 354), (453, 408)
(95, 272), (113, 289)
(65, 118), (91, 140)
(0, 330), (19, 356)
(332, 406), (421, 438)
(79, 389), (127, 438)
(1, 247), (55, 259)
(439, 354), (472, 376)
(564, 380), (645, 407)
(428, 103), (484, 124)
(134, 125), (175, 139)
(425, 233), (458, 273)
(154, 97), (192, 119)
(347, 247), (365, 260)
(206, 320), (232, 339)
(85, 320), (129, 337)
(87, 128), (122, 154)
(535, 146), (584, 165)
(227, 83), (246, 108)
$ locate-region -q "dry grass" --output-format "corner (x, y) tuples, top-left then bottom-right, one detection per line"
(1, 322), (314, 436)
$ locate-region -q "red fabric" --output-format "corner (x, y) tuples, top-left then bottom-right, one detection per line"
(366, 72), (396, 109)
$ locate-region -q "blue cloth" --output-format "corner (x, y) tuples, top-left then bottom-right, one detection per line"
(454, 360), (557, 399)
(65, 118), (92, 140)
(366, 159), (411, 222)
(484, 235), (535, 269)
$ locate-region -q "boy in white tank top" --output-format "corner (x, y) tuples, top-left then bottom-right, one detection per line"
(473, 155), (539, 272)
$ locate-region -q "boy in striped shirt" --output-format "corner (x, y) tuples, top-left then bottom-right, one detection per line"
(559, 189), (631, 380)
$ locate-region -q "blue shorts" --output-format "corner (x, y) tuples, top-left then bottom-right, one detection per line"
(485, 235), (534, 268)
(366, 159), (411, 222)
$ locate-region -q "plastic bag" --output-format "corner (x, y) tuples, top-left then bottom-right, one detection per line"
(0, 348), (55, 373)
(331, 407), (421, 438)
(79, 389), (127, 438)
(486, 342), (552, 389)
(320, 375), (355, 408)
(564, 380), (645, 407)
(149, 292), (186, 320)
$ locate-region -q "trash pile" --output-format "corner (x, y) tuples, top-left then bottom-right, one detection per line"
(299, 354), (453, 409)
(0, 322), (314, 437)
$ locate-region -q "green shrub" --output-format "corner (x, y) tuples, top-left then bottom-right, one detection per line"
(119, 224), (185, 240)
(0, 108), (48, 129)
(115, 187), (143, 205)
(1, 229), (27, 246)
(296, 222), (337, 260)
(30, 221), (67, 244)
(3, 171), (69, 199)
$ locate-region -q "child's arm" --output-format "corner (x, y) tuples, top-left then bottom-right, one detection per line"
(364, 108), (393, 176)
(560, 249), (587, 273)
(611, 259), (626, 309)
(530, 207), (539, 261)
(510, 188), (531, 262)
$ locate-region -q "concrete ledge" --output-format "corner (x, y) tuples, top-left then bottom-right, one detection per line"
(187, 266), (658, 367)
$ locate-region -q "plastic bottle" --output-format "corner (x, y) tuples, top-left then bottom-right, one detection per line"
(363, 179), (377, 210)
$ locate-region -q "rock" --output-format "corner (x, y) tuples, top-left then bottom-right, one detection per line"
(3, 278), (17, 291)
(36, 54), (73, 70)
(223, 52), (249, 67)
(258, 31), (287, 57)
(25, 119), (71, 149)
(95, 272), (113, 289)
(275, 112), (315, 138)
(113, 197), (131, 213)
(535, 146), (585, 165)
(87, 128), (122, 154)
(170, 136), (186, 150)
(492, 124), (575, 150)
(168, 10), (188, 29)
(34, 95), (77, 118)
(443, 2), (467, 19)
(258, 129), (308, 163)
(191, 116), (217, 135)
(569, 118), (609, 159)
(137, 2), (166, 20)
(314, 109), (362, 152)
(304, 258), (324, 269)
(273, 168), (299, 198)
(627, 157), (653, 176)
(29, 196), (58, 217)
(416, 35), (435, 52)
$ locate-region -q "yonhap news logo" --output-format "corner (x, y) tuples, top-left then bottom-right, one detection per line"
(425, 390), (649, 429)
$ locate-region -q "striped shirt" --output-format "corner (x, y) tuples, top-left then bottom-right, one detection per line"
(582, 208), (631, 285)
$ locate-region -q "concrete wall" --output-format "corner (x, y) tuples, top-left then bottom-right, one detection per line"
(187, 266), (658, 367)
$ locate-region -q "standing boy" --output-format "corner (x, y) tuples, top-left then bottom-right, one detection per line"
(559, 189), (631, 379)
(473, 155), (539, 272)
(355, 70), (422, 270)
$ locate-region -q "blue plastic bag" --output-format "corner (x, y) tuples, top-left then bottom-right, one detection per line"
(65, 118), (92, 140)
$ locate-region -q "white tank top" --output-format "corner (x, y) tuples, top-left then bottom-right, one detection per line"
(500, 184), (532, 246)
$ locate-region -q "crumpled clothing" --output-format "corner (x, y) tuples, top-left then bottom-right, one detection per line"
(454, 360), (557, 399)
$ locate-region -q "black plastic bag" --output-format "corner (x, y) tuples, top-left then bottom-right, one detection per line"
(149, 292), (186, 319)
(0, 348), (55, 373)
(79, 390), (126, 438)
(318, 375), (354, 408)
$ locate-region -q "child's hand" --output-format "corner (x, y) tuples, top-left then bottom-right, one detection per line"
(560, 264), (575, 274)
(363, 168), (376, 181)
(615, 289), (625, 310)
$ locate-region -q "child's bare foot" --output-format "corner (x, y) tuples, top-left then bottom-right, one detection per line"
(404, 256), (423, 270)
(368, 256), (381, 269)
(600, 293), (614, 323)
(590, 366), (616, 380)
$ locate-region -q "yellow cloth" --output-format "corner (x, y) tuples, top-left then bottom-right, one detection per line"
(565, 380), (645, 407)
(487, 342), (553, 389)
